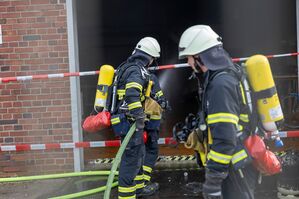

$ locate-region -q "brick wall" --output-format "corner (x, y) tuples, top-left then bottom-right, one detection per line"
(0, 0), (74, 176)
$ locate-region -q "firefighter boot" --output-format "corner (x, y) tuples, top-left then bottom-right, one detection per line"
(137, 182), (159, 198)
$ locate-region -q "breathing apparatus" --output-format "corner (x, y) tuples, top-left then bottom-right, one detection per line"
(110, 37), (161, 114)
(83, 37), (161, 134)
(244, 55), (284, 147)
(178, 25), (284, 147)
(94, 65), (115, 113)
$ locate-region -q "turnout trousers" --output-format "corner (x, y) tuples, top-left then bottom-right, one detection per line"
(118, 129), (145, 199)
(222, 164), (258, 199)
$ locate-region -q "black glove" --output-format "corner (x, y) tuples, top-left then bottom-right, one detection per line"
(135, 117), (145, 131)
(132, 113), (145, 131)
(202, 169), (227, 199)
(158, 98), (171, 111)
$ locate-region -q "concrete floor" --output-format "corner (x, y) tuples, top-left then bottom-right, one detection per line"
(0, 168), (280, 199)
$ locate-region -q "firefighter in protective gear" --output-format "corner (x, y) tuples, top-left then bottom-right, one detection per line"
(110, 37), (160, 199)
(178, 25), (258, 199)
(135, 73), (170, 197)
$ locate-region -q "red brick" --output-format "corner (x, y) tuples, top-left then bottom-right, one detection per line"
(14, 137), (24, 143)
(11, 154), (27, 161)
(37, 29), (48, 34)
(12, 23), (31, 29)
(0, 47), (14, 53)
(8, 42), (19, 47)
(53, 135), (63, 141)
(0, 96), (17, 102)
(3, 114), (12, 119)
(10, 131), (27, 137)
(3, 167), (22, 172)
(11, 0), (30, 6)
(17, 95), (37, 101)
(32, 23), (52, 29)
(14, 47), (34, 53)
(0, 0), (72, 176)
(0, 2), (11, 6)
(25, 59), (44, 65)
(3, 35), (22, 42)
(2, 13), (21, 18)
(52, 112), (62, 117)
(0, 132), (10, 137)
(12, 102), (22, 107)
(15, 5), (30, 12)
(0, 161), (15, 167)
(63, 135), (72, 141)
(43, 10), (60, 16)
(21, 11), (43, 17)
(1, 90), (11, 95)
(45, 159), (55, 164)
(31, 0), (50, 4)
(4, 126), (14, 131)
(55, 159), (65, 164)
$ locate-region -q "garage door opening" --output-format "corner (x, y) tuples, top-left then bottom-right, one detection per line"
(75, 0), (297, 165)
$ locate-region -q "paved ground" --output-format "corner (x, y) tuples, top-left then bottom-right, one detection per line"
(0, 168), (280, 199)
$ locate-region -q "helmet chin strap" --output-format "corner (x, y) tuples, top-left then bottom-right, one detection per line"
(152, 59), (158, 67)
(145, 57), (157, 68)
(193, 56), (203, 73)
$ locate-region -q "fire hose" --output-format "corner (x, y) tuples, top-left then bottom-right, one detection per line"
(0, 171), (118, 199)
(104, 122), (136, 199)
(0, 123), (136, 199)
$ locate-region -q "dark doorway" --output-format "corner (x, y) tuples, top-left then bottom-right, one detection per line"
(76, 0), (297, 160)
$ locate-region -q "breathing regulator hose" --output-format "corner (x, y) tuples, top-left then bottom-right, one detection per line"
(104, 122), (137, 199)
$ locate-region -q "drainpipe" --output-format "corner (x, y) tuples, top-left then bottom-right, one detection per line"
(66, 0), (84, 172)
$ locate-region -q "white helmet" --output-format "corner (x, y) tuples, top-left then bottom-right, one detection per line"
(178, 25), (222, 59)
(135, 37), (161, 58)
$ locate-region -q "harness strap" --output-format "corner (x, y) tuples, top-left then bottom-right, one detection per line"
(253, 86), (277, 99)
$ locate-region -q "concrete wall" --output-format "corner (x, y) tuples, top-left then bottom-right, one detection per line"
(0, 0), (73, 176)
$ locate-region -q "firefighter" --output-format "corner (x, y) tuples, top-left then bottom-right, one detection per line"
(178, 25), (258, 199)
(135, 73), (170, 197)
(110, 37), (161, 199)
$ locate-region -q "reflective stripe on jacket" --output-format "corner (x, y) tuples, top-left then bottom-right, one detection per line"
(203, 69), (250, 172)
(115, 63), (149, 116)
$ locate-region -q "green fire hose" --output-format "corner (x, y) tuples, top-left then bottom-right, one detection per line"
(0, 123), (136, 199)
(0, 171), (116, 183)
(0, 171), (118, 199)
(104, 122), (136, 199)
(49, 181), (119, 199)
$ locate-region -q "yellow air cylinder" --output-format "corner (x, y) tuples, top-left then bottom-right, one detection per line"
(245, 55), (284, 132)
(94, 65), (115, 112)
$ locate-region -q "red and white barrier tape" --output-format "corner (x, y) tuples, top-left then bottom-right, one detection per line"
(1, 131), (298, 152)
(1, 52), (298, 84)
(0, 137), (176, 152)
(0, 71), (99, 84)
(149, 52), (299, 70)
(231, 52), (299, 62)
(274, 130), (299, 138)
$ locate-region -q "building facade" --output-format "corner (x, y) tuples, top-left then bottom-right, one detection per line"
(0, 0), (74, 176)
